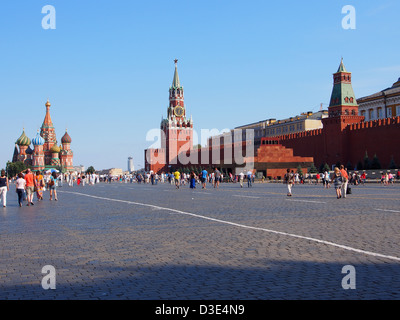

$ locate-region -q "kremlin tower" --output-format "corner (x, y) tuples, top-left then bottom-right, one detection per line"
(146, 60), (194, 172)
(160, 59), (194, 165)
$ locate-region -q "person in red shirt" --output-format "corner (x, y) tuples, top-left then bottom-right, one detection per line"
(24, 168), (36, 206)
(360, 172), (366, 185)
(340, 165), (349, 198)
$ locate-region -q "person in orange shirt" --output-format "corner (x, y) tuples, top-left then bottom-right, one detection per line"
(340, 165), (349, 198)
(24, 168), (36, 206)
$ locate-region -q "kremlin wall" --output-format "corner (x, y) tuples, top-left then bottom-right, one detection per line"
(146, 60), (400, 178)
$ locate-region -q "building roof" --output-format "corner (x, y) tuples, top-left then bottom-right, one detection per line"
(16, 130), (31, 146)
(50, 144), (60, 153)
(32, 131), (45, 146)
(61, 130), (72, 144)
(336, 58), (348, 73)
(357, 78), (400, 102)
(42, 99), (54, 128)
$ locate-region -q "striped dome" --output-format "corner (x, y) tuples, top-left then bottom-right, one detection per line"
(50, 144), (60, 153)
(32, 132), (45, 146)
(61, 131), (72, 144)
(16, 130), (31, 146)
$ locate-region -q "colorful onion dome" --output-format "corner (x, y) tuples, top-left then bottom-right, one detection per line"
(16, 130), (31, 146)
(50, 144), (60, 153)
(32, 131), (45, 146)
(61, 130), (72, 144)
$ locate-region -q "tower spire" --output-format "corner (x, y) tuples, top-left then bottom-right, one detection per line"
(172, 59), (180, 88)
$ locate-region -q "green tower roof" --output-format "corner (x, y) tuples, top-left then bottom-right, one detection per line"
(336, 58), (348, 73)
(330, 59), (357, 107)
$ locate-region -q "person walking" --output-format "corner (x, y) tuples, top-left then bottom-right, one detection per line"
(0, 170), (9, 207)
(35, 170), (45, 201)
(239, 171), (244, 188)
(174, 170), (181, 189)
(324, 171), (330, 189)
(214, 168), (221, 189)
(284, 169), (294, 196)
(201, 169), (208, 189)
(24, 169), (36, 206)
(189, 171), (196, 189)
(332, 167), (343, 199)
(340, 165), (349, 198)
(247, 170), (252, 188)
(15, 173), (26, 207)
(49, 172), (58, 201)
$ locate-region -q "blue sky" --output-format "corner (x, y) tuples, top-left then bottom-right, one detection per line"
(1, 0), (399, 171)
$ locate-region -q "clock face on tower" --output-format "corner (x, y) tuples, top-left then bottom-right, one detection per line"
(174, 106), (184, 117)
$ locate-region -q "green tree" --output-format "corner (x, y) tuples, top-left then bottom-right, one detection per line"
(309, 163), (318, 173)
(356, 161), (363, 171)
(323, 163), (330, 172)
(389, 157), (397, 170)
(86, 166), (95, 174)
(319, 163), (330, 173)
(296, 165), (303, 176)
(371, 154), (381, 170)
(6, 161), (28, 178)
(363, 151), (371, 170)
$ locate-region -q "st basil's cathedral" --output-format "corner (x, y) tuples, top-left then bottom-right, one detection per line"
(12, 99), (74, 172)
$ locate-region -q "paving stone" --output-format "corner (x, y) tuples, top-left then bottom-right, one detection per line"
(1, 182), (400, 299)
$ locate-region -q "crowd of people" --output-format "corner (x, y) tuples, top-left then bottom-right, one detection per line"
(104, 169), (257, 190)
(0, 168), (59, 207)
(0, 169), (102, 208)
(1, 166), (399, 208)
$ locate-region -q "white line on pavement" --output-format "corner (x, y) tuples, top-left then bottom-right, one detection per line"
(59, 190), (400, 262)
(233, 195), (260, 199)
(375, 208), (400, 213)
(286, 199), (326, 204)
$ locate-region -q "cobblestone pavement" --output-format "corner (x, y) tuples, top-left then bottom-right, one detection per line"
(1, 181), (400, 300)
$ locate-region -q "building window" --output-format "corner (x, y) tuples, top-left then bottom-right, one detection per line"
(377, 107), (383, 119)
(368, 109), (374, 120)
(396, 106), (400, 117)
(387, 107), (392, 118)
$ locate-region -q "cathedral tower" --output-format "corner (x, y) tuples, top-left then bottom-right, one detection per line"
(32, 131), (45, 170)
(40, 99), (57, 165)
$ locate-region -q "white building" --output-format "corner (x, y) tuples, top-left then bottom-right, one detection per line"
(358, 77), (400, 121)
(128, 157), (134, 173)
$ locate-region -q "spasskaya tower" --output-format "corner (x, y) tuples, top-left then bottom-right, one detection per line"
(160, 59), (194, 165)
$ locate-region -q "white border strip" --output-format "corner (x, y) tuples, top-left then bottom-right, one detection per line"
(375, 208), (400, 213)
(60, 191), (400, 262)
(286, 199), (326, 204)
